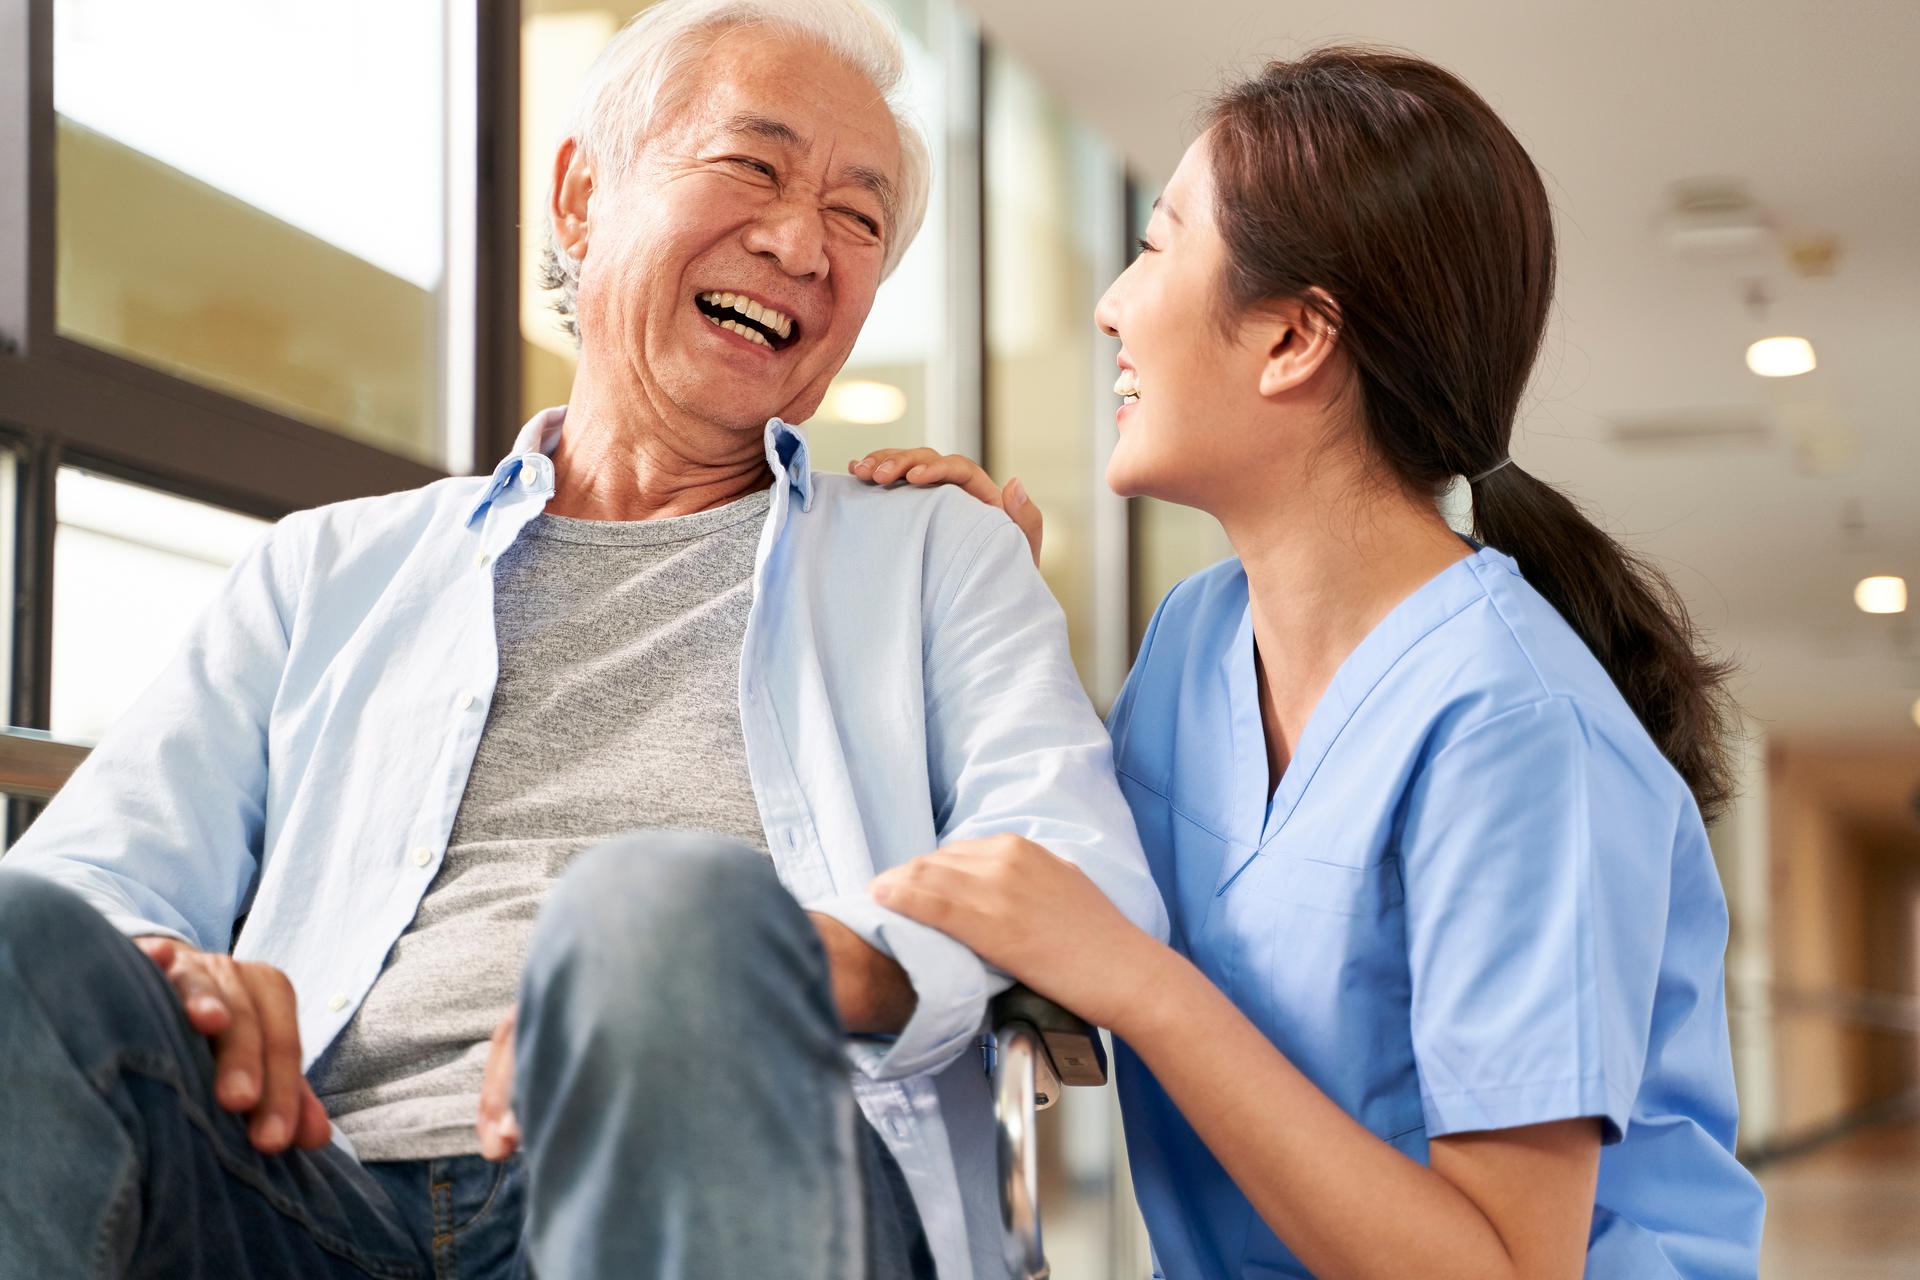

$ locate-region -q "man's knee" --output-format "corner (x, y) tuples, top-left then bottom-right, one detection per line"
(0, 867), (124, 976)
(534, 830), (795, 969)
(521, 831), (824, 1057)
(0, 867), (177, 1064)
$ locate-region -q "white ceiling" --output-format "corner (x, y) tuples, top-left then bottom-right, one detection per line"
(967, 0), (1920, 741)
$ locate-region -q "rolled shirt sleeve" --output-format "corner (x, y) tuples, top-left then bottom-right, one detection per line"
(815, 512), (1166, 1081)
(1400, 695), (1671, 1143)
(5, 521), (297, 952)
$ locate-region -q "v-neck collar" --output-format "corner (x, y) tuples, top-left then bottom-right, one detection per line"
(1215, 545), (1506, 893)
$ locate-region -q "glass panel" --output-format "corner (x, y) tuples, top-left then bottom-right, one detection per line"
(517, 0), (954, 475)
(53, 0), (453, 467)
(985, 51), (1102, 686)
(51, 469), (270, 745)
(802, 0), (950, 477)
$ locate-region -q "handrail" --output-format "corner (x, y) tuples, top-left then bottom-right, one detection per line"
(1733, 984), (1920, 1036)
(0, 727), (91, 800)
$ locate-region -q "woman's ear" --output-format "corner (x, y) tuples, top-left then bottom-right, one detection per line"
(1255, 290), (1342, 399)
(549, 137), (594, 262)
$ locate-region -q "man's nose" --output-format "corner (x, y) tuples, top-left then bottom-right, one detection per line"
(741, 195), (830, 280)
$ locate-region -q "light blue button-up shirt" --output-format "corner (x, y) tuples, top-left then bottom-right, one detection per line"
(1107, 549), (1765, 1279)
(9, 407), (1167, 1280)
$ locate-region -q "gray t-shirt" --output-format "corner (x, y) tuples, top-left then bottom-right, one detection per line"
(311, 487), (773, 1160)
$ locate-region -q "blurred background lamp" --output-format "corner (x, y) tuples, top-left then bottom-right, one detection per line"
(1912, 696), (1920, 731)
(1745, 336), (1817, 377)
(825, 379), (909, 425)
(1853, 575), (1907, 614)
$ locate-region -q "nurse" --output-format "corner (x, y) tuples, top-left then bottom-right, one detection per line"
(859, 47), (1765, 1280)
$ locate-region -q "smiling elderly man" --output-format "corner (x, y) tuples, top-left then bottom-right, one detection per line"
(0, 2), (1164, 1278)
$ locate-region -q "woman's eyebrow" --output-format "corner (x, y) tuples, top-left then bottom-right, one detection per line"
(1152, 195), (1183, 226)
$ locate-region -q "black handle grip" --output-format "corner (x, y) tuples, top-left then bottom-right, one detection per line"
(989, 985), (1108, 1087)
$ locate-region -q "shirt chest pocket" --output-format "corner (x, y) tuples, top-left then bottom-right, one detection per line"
(1268, 854), (1405, 916)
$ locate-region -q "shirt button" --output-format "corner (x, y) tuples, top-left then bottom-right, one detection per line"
(327, 993), (348, 1012)
(475, 552), (491, 567)
(410, 846), (433, 867)
(456, 691), (477, 711)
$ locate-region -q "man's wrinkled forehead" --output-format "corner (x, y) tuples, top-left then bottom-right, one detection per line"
(646, 31), (900, 185)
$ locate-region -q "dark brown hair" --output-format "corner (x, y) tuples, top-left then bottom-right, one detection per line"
(1207, 47), (1738, 821)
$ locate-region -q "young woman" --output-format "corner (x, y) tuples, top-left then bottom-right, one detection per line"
(854, 47), (1764, 1280)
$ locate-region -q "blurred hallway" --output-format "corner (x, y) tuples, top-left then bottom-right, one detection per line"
(1759, 1113), (1920, 1278)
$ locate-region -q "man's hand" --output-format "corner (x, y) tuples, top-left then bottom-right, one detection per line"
(808, 913), (916, 1034)
(476, 1007), (521, 1161)
(133, 936), (331, 1154)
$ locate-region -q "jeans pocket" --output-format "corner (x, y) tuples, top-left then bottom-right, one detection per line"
(428, 1154), (528, 1280)
(433, 1156), (511, 1234)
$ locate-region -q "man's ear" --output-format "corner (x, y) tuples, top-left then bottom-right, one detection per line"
(549, 137), (594, 262)
(1254, 290), (1342, 399)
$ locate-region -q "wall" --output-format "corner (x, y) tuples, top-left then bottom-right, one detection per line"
(1765, 739), (1920, 1143)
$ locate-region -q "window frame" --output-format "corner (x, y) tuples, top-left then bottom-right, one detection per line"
(0, 0), (523, 733)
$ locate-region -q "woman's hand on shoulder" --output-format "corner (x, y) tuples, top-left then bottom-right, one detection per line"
(850, 448), (1043, 566)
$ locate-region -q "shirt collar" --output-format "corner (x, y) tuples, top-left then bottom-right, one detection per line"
(463, 406), (814, 525)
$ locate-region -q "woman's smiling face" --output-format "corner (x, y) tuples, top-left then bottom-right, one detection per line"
(1096, 132), (1274, 511)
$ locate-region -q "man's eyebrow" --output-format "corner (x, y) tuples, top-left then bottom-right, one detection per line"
(842, 164), (898, 231)
(714, 111), (898, 234)
(718, 112), (803, 148)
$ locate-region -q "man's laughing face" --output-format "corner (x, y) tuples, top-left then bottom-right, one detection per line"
(550, 26), (903, 434)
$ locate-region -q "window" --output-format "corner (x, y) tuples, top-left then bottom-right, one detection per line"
(52, 0), (468, 468)
(985, 51), (1127, 700)
(50, 468), (269, 744)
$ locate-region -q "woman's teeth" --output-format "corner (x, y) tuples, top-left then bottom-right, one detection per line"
(1114, 369), (1140, 402)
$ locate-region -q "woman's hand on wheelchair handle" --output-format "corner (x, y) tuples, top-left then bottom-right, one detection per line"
(870, 834), (1167, 1036)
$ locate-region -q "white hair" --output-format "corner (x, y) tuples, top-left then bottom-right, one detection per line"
(540, 0), (932, 340)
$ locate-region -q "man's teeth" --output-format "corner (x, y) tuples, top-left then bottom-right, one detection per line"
(1114, 369), (1140, 400)
(699, 291), (794, 341)
(710, 314), (773, 348)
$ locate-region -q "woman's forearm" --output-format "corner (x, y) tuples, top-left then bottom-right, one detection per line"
(1110, 944), (1560, 1280)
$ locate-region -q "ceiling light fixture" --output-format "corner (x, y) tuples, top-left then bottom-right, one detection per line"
(1746, 336), (1817, 377)
(1854, 575), (1908, 614)
(825, 380), (908, 426)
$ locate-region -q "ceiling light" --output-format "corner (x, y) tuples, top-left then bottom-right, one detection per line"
(1746, 336), (1816, 377)
(825, 380), (907, 425)
(1854, 575), (1907, 614)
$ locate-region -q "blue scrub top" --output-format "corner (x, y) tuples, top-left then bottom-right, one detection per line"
(1106, 547), (1765, 1279)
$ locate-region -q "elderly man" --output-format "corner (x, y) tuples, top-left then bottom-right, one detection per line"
(0, 2), (1163, 1277)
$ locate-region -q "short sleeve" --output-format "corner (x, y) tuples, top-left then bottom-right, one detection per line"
(1399, 696), (1671, 1144)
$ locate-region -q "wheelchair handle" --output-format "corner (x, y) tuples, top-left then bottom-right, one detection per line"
(988, 987), (1110, 1280)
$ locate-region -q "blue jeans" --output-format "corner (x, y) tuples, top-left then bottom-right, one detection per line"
(0, 834), (932, 1278)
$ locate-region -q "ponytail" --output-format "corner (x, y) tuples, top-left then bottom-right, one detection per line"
(1208, 48), (1739, 822)
(1471, 466), (1737, 822)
